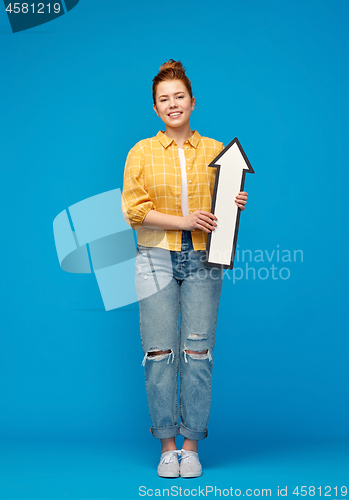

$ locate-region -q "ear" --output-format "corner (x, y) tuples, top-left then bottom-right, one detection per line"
(191, 96), (195, 111)
(153, 104), (160, 117)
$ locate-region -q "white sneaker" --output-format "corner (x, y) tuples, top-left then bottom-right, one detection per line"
(157, 450), (180, 478)
(179, 449), (202, 478)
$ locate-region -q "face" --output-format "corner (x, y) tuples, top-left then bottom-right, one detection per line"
(153, 80), (195, 130)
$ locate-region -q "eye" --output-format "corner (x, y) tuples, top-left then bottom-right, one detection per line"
(177, 95), (184, 99)
(160, 98), (167, 102)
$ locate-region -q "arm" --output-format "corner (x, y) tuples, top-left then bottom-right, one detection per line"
(121, 144), (155, 230)
(143, 209), (218, 234)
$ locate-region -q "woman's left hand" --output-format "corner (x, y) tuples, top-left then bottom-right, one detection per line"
(235, 191), (248, 211)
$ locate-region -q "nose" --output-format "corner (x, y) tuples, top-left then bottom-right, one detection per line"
(169, 97), (178, 108)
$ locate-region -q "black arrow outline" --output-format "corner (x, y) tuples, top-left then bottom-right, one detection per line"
(204, 137), (255, 270)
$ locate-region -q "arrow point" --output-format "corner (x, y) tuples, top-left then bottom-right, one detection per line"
(208, 137), (254, 174)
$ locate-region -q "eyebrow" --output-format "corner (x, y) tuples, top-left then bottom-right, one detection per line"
(158, 91), (185, 98)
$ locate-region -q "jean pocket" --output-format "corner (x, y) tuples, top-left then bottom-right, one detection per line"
(136, 244), (150, 256)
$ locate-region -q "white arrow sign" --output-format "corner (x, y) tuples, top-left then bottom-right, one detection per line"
(205, 138), (254, 269)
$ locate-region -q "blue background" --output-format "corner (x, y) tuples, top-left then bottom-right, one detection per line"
(1, 0), (348, 498)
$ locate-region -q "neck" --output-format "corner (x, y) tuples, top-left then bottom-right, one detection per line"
(164, 123), (192, 149)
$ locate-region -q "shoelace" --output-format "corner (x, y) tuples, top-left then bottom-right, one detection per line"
(180, 450), (198, 463)
(160, 450), (181, 465)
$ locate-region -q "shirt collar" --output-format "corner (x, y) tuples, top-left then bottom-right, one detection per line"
(156, 130), (201, 149)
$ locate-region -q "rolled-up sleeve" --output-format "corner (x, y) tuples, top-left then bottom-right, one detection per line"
(121, 143), (155, 230)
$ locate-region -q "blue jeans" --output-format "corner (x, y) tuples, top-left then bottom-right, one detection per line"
(135, 230), (223, 441)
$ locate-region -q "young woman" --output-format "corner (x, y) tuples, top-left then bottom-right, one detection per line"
(122, 60), (248, 478)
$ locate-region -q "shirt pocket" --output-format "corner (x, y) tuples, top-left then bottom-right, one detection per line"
(145, 163), (179, 207)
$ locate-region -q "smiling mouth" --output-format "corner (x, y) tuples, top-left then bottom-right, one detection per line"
(168, 112), (182, 117)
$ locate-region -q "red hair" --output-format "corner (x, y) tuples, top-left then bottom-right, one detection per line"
(152, 59), (193, 104)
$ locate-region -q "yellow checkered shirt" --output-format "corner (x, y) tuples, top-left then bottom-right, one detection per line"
(121, 130), (224, 251)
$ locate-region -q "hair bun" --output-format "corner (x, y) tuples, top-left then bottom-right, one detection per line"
(158, 59), (186, 73)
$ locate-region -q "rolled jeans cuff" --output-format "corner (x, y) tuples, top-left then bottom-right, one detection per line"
(150, 425), (179, 440)
(179, 422), (208, 441)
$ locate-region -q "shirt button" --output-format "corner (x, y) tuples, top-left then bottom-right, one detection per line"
(185, 146), (188, 149)
(187, 167), (190, 170)
(189, 211), (192, 214)
(189, 196), (192, 199)
(189, 180), (192, 183)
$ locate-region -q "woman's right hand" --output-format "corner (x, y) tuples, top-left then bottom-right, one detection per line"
(183, 210), (218, 233)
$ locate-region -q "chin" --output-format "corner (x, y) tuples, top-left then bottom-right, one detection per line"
(167, 119), (188, 128)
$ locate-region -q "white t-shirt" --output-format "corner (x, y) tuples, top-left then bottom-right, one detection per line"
(178, 147), (189, 217)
